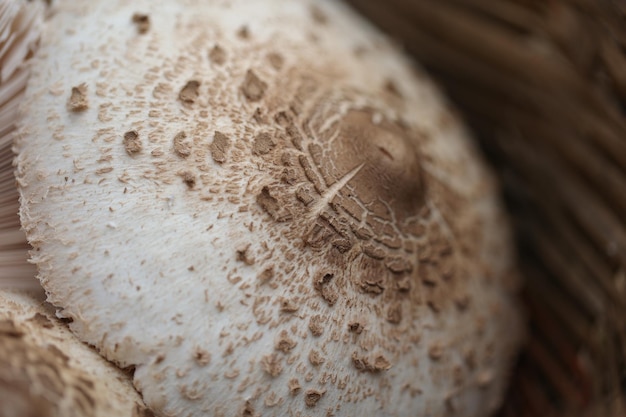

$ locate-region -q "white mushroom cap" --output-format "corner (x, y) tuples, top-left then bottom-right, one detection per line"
(15, 1), (523, 416)
(0, 289), (152, 417)
(0, 0), (43, 289)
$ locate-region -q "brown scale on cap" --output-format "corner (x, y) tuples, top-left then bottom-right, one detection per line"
(179, 80), (200, 104)
(352, 352), (392, 373)
(267, 52), (283, 71)
(288, 379), (301, 396)
(252, 132), (276, 156)
(241, 70), (267, 102)
(308, 350), (325, 366)
(260, 353), (283, 377)
(348, 321), (364, 334)
(193, 348), (211, 366)
(210, 131), (231, 164)
(275, 330), (297, 353)
(308, 315), (324, 337)
(123, 130), (142, 155)
(131, 13), (150, 34)
(241, 400), (256, 417)
(173, 131), (191, 158)
(209, 45), (226, 65)
(304, 389), (325, 407)
(67, 83), (88, 112)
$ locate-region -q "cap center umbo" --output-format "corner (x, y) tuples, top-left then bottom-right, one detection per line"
(277, 104), (429, 260)
(259, 93), (429, 264)
(320, 109), (424, 223)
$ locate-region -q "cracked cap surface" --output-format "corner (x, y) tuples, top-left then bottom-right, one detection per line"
(15, 0), (523, 416)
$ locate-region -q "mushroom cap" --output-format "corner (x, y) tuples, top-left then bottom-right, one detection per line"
(0, 289), (151, 417)
(0, 0), (43, 289)
(15, 1), (523, 416)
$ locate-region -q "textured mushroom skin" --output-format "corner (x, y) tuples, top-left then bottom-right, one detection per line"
(15, 1), (523, 416)
(0, 290), (152, 417)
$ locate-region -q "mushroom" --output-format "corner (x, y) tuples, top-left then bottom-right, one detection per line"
(0, 0), (43, 290)
(0, 288), (152, 417)
(15, 1), (523, 416)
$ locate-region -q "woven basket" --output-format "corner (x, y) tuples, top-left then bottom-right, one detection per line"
(347, 0), (626, 415)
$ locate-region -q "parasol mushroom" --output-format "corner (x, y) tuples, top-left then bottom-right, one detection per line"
(15, 0), (524, 416)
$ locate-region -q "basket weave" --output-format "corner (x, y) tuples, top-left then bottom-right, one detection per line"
(346, 0), (626, 416)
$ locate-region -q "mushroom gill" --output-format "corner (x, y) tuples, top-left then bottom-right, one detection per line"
(0, 0), (43, 290)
